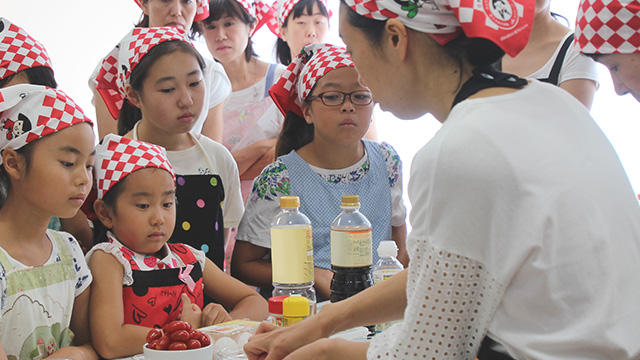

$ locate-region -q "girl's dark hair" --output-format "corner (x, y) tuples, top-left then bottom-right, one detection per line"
(202, 0), (257, 62)
(0, 142), (36, 209)
(135, 0), (202, 38)
(92, 177), (127, 244)
(276, 0), (329, 65)
(0, 66), (57, 89)
(117, 40), (206, 135)
(275, 111), (314, 157)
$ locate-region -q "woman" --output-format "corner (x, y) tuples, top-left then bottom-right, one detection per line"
(243, 0), (640, 359)
(501, 0), (598, 108)
(88, 0), (231, 141)
(576, 0), (640, 102)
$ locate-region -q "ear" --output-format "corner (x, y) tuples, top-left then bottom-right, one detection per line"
(124, 84), (142, 109)
(2, 148), (27, 181)
(301, 102), (314, 124)
(279, 26), (288, 42)
(141, 0), (150, 16)
(94, 199), (115, 230)
(384, 19), (409, 62)
(249, 21), (257, 35)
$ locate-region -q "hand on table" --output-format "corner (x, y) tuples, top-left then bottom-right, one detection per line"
(201, 302), (233, 327)
(179, 293), (202, 329)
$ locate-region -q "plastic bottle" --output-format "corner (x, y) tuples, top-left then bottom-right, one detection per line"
(270, 196), (317, 315)
(372, 241), (404, 332)
(329, 195), (374, 303)
(283, 295), (310, 327)
(267, 295), (288, 327)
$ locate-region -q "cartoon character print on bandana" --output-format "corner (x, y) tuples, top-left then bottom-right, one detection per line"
(394, 0), (440, 19)
(2, 113), (33, 140)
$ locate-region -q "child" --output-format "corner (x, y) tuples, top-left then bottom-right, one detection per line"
(95, 27), (244, 279)
(233, 44), (408, 301)
(0, 84), (97, 359)
(86, 134), (266, 359)
(89, 0), (231, 141)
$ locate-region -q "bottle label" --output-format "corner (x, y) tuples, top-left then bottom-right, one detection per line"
(271, 226), (314, 283)
(330, 229), (372, 267)
(373, 270), (400, 285)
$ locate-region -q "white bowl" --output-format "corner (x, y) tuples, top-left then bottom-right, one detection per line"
(143, 342), (214, 360)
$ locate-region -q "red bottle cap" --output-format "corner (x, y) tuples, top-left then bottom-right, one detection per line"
(268, 295), (290, 314)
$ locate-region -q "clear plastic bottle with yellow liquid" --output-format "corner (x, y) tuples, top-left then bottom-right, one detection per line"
(270, 196), (316, 314)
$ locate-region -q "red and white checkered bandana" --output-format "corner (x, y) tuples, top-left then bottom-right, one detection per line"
(95, 27), (192, 120)
(269, 43), (353, 117)
(0, 18), (53, 81)
(133, 0), (211, 21)
(235, 0), (277, 33)
(95, 133), (175, 199)
(265, 0), (331, 37)
(0, 84), (93, 164)
(343, 0), (534, 57)
(576, 0), (640, 54)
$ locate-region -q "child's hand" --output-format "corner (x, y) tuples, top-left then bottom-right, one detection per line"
(201, 302), (233, 327)
(179, 293), (203, 329)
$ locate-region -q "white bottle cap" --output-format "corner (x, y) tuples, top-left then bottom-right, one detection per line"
(377, 241), (398, 258)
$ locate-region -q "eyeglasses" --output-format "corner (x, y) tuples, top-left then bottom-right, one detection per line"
(306, 90), (373, 107)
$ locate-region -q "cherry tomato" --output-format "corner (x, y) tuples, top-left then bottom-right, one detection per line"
(155, 335), (170, 350)
(168, 341), (188, 350)
(164, 320), (189, 334)
(189, 329), (200, 339)
(198, 333), (211, 347)
(147, 339), (159, 349)
(170, 330), (190, 342)
(146, 328), (162, 343)
(186, 339), (202, 349)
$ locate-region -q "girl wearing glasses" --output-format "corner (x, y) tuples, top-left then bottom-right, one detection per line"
(232, 44), (408, 301)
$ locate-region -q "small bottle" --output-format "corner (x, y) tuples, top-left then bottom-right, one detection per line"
(283, 295), (310, 327)
(372, 241), (404, 332)
(329, 195), (374, 303)
(270, 196), (317, 315)
(267, 295), (289, 327)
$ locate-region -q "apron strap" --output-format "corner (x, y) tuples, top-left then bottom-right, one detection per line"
(539, 33), (575, 86)
(451, 66), (527, 109)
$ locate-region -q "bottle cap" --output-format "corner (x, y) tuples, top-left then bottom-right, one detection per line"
(341, 195), (360, 207)
(377, 241), (398, 258)
(282, 295), (310, 317)
(280, 196), (300, 209)
(268, 295), (289, 314)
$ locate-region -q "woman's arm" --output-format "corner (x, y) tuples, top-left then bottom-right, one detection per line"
(392, 224), (409, 267)
(313, 267), (333, 302)
(70, 286), (92, 346)
(232, 138), (277, 179)
(202, 258), (268, 323)
(559, 78), (598, 110)
(200, 103), (225, 143)
(88, 251), (152, 359)
(230, 240), (273, 289)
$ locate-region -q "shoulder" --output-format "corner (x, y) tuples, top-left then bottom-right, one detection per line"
(50, 230), (84, 256)
(272, 63), (287, 78)
(197, 135), (236, 162)
(372, 141), (402, 187)
(249, 158), (290, 202)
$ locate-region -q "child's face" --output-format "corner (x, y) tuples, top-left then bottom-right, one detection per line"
(144, 0), (198, 31)
(202, 15), (254, 64)
(20, 123), (95, 219)
(280, 2), (329, 59)
(136, 50), (205, 135)
(108, 168), (176, 255)
(303, 67), (373, 146)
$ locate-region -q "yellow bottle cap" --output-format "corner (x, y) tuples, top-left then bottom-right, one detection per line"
(282, 296), (310, 317)
(341, 195), (360, 207)
(280, 196), (300, 209)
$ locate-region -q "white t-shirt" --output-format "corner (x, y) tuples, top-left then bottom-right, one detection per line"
(368, 80), (640, 359)
(88, 56), (231, 135)
(167, 134), (244, 228)
(526, 32), (599, 86)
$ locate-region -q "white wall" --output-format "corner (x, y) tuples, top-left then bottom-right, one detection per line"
(5, 1), (639, 231)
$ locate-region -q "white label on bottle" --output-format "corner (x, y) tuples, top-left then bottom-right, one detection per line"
(330, 229), (372, 267)
(271, 226), (314, 283)
(373, 270), (400, 285)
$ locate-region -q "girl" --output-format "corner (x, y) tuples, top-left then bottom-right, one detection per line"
(577, 0), (640, 102)
(0, 17), (95, 253)
(500, 0), (599, 108)
(244, 0), (640, 359)
(0, 85), (97, 359)
(233, 43), (408, 301)
(89, 0), (231, 141)
(95, 27), (244, 280)
(87, 134), (266, 359)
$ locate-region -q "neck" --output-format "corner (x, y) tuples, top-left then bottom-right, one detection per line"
(0, 192), (51, 246)
(530, 8), (567, 42)
(299, 138), (365, 170)
(222, 56), (266, 91)
(135, 121), (194, 151)
(432, 67), (474, 123)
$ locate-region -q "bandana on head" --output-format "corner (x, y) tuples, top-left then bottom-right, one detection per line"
(265, 0), (331, 37)
(95, 134), (175, 199)
(269, 43), (354, 117)
(95, 27), (192, 120)
(343, 0), (534, 57)
(133, 0), (211, 21)
(233, 0), (277, 33)
(0, 84), (93, 164)
(576, 0), (640, 54)
(0, 18), (54, 81)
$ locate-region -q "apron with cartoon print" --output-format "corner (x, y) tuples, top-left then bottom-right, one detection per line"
(120, 243), (204, 328)
(133, 126), (225, 303)
(0, 231), (75, 360)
